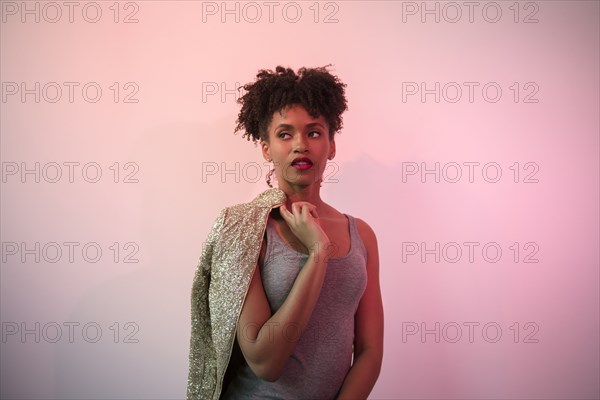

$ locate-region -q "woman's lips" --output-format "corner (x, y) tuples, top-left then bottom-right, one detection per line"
(291, 162), (313, 170)
(291, 157), (314, 170)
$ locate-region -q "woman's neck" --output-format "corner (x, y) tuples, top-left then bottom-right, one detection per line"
(278, 184), (326, 213)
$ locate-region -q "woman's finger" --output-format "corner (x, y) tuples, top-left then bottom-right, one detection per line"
(283, 201), (319, 222)
(291, 202), (302, 217)
(279, 204), (292, 223)
(300, 203), (309, 220)
(299, 203), (317, 219)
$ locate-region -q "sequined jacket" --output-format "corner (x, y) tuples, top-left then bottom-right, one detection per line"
(187, 187), (287, 400)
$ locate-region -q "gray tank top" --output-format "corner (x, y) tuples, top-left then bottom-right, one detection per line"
(222, 214), (368, 400)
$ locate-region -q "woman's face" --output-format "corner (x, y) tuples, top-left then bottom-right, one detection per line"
(261, 104), (335, 189)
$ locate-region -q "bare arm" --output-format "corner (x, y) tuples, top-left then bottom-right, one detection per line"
(235, 202), (331, 381)
(336, 218), (384, 399)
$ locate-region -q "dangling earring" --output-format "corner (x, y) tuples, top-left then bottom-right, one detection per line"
(266, 159), (274, 188)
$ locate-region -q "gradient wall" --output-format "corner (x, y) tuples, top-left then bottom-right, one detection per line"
(1, 1), (599, 399)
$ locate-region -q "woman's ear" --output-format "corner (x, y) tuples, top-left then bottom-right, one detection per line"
(261, 140), (271, 161)
(328, 138), (336, 160)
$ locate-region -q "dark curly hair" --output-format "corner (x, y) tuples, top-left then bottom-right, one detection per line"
(234, 65), (348, 144)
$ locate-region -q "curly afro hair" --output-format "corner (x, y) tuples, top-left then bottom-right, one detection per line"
(234, 65), (348, 144)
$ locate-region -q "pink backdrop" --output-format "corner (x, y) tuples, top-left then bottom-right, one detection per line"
(1, 1), (598, 399)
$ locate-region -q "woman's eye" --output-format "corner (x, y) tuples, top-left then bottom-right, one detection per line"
(309, 131), (321, 137)
(278, 132), (291, 139)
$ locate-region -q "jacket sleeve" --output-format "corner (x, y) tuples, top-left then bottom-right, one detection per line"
(187, 208), (226, 400)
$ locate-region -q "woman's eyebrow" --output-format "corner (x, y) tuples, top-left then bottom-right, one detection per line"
(275, 122), (326, 129)
(274, 123), (294, 130)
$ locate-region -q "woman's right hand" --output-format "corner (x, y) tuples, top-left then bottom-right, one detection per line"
(236, 201), (333, 381)
(279, 202), (331, 255)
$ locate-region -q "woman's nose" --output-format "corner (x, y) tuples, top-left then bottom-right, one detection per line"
(293, 134), (308, 152)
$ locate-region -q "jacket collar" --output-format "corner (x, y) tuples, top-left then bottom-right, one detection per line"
(251, 187), (287, 208)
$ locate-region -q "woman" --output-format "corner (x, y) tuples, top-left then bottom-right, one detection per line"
(188, 65), (383, 400)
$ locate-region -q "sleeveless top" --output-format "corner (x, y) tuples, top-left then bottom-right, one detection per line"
(221, 213), (368, 400)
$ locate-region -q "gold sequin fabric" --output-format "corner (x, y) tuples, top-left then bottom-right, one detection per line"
(187, 188), (287, 400)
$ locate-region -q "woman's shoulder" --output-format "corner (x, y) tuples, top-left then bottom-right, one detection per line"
(321, 203), (377, 247)
(348, 214), (378, 249)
